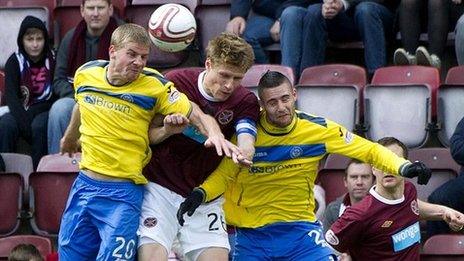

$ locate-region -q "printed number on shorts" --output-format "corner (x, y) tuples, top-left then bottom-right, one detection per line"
(112, 237), (136, 260)
(308, 229), (329, 248)
(207, 213), (226, 231)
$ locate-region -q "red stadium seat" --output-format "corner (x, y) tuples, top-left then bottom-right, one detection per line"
(365, 66), (436, 148)
(408, 148), (460, 201)
(297, 64), (366, 132)
(1, 153), (34, 190)
(194, 0), (230, 60)
(0, 70), (4, 106)
(0, 235), (52, 259)
(241, 64), (295, 96)
(125, 0), (198, 68)
(421, 234), (464, 260)
(29, 154), (80, 236)
(436, 83), (464, 147)
(445, 66), (464, 85)
(0, 173), (23, 237)
(52, 4), (82, 48)
(317, 154), (351, 204)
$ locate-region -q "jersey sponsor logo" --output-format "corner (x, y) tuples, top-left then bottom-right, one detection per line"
(391, 221), (420, 252)
(83, 94), (131, 114)
(325, 229), (339, 246)
(218, 110), (234, 125)
(381, 220), (394, 228)
(143, 217), (157, 228)
(168, 90), (181, 103)
(249, 163), (302, 174)
(411, 200), (419, 215)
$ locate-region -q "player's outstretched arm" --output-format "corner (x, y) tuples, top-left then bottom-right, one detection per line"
(60, 103), (81, 157)
(188, 102), (243, 160)
(177, 187), (206, 226)
(399, 161), (432, 185)
(418, 200), (464, 231)
(148, 113), (190, 144)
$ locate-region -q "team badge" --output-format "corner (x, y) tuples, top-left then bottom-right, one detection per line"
(218, 110), (233, 125)
(290, 146), (303, 159)
(143, 217), (158, 228)
(168, 90), (180, 103)
(325, 230), (339, 245)
(411, 200), (419, 215)
(121, 94), (134, 103)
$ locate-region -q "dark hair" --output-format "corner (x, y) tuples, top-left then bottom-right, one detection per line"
(344, 158), (364, 177)
(82, 0), (111, 5)
(377, 137), (408, 159)
(8, 244), (43, 261)
(257, 71), (292, 99)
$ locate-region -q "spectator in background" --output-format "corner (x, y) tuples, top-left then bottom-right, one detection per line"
(427, 116), (464, 236)
(280, 0), (396, 78)
(327, 137), (464, 260)
(455, 14), (464, 65)
(0, 16), (54, 168)
(394, 0), (464, 68)
(8, 244), (43, 261)
(47, 0), (119, 154)
(322, 159), (374, 233)
(226, 0), (309, 64)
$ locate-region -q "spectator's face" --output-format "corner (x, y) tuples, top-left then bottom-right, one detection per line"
(23, 30), (45, 62)
(203, 59), (245, 101)
(373, 144), (405, 189)
(109, 42), (149, 83)
(259, 82), (297, 128)
(81, 0), (113, 36)
(344, 163), (374, 202)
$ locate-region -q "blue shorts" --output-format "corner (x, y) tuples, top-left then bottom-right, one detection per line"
(58, 172), (144, 261)
(233, 221), (336, 261)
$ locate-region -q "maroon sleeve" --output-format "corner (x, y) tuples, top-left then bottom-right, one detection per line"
(326, 205), (366, 253)
(234, 91), (259, 123)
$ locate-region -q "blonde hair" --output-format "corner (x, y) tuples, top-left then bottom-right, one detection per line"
(206, 33), (254, 73)
(110, 23), (152, 50)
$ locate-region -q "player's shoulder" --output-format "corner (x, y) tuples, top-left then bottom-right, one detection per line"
(295, 111), (328, 127)
(343, 195), (376, 220)
(140, 67), (170, 85)
(76, 60), (108, 74)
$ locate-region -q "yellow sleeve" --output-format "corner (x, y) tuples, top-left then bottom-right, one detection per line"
(155, 81), (192, 117)
(324, 120), (409, 175)
(200, 157), (240, 202)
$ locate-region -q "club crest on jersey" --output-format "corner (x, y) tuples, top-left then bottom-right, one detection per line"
(120, 94), (134, 103)
(290, 146), (303, 158)
(168, 90), (181, 103)
(143, 217), (157, 228)
(218, 110), (233, 125)
(325, 230), (339, 246)
(411, 200), (419, 215)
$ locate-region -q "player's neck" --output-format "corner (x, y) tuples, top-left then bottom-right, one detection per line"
(375, 182), (404, 200)
(106, 65), (128, 86)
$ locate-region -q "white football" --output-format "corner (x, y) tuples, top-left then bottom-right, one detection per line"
(148, 3), (196, 52)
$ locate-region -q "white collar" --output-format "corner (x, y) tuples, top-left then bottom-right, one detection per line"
(369, 185), (405, 205)
(197, 71), (220, 102)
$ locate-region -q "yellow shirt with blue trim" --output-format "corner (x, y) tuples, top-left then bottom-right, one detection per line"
(200, 110), (409, 228)
(74, 60), (192, 184)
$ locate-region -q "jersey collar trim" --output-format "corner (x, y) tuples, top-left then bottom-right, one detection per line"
(370, 186), (405, 205)
(198, 71), (220, 102)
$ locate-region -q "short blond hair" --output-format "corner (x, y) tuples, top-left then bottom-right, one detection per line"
(206, 33), (254, 73)
(110, 23), (152, 50)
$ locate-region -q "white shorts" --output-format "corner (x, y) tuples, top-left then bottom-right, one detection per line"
(138, 182), (230, 256)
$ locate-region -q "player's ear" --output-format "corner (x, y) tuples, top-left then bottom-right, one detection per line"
(205, 58), (212, 70)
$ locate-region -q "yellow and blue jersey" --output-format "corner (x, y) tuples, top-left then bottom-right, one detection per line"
(200, 110), (408, 228)
(74, 60), (192, 184)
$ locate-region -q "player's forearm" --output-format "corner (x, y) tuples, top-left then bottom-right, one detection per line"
(63, 103), (81, 142)
(418, 200), (447, 221)
(237, 133), (255, 161)
(200, 171), (229, 202)
(188, 102), (223, 139)
(149, 126), (171, 144)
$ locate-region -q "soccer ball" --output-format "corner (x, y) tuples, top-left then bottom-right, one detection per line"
(148, 4), (196, 52)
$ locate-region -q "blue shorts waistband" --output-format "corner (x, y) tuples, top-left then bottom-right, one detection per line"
(78, 171), (141, 189)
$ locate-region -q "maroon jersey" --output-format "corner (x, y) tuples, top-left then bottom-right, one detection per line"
(326, 182), (421, 261)
(143, 68), (259, 197)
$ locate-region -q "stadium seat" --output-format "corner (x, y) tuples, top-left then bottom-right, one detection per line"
(194, 0), (230, 61)
(0, 7), (49, 69)
(436, 84), (464, 147)
(0, 70), (4, 106)
(28, 154), (80, 237)
(125, 0), (198, 68)
(0, 153), (34, 189)
(445, 65), (464, 85)
(365, 66), (436, 148)
(0, 173), (23, 237)
(0, 235), (52, 259)
(52, 2), (82, 48)
(297, 64), (366, 132)
(421, 234), (464, 260)
(317, 154), (350, 204)
(241, 64), (295, 96)
(408, 148), (460, 201)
